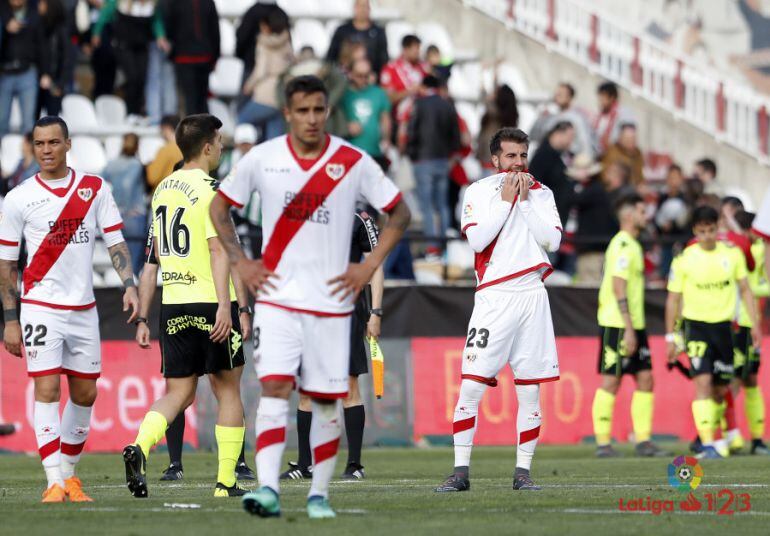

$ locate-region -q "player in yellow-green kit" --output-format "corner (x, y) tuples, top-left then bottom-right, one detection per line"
(592, 194), (669, 458)
(122, 114), (249, 497)
(665, 205), (761, 459)
(730, 211), (770, 455)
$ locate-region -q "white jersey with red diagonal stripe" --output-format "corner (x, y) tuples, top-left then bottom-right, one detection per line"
(218, 134), (401, 315)
(0, 168), (124, 309)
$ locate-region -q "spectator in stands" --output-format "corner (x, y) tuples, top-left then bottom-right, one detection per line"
(92, 0), (166, 123)
(531, 82), (595, 158)
(298, 45), (317, 62)
(406, 74), (461, 259)
(0, 0), (49, 137)
(338, 39), (368, 73)
(146, 114), (182, 189)
(656, 164), (691, 277)
(3, 131), (38, 194)
(426, 44), (452, 83)
(219, 123), (257, 179)
(593, 81), (635, 154)
(692, 157), (724, 197)
(145, 0), (176, 126)
(569, 155), (617, 284)
(101, 133), (146, 275)
(163, 0), (220, 115)
(342, 58), (392, 170)
(381, 34), (429, 138)
(476, 84), (518, 171)
(529, 120), (575, 228)
(37, 0), (72, 117)
(327, 0), (388, 77)
(235, 1), (289, 83)
(601, 123), (644, 186)
(238, 8), (292, 141)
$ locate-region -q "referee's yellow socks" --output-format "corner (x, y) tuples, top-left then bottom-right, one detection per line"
(135, 411), (168, 460)
(592, 389), (615, 446)
(215, 425), (245, 487)
(692, 399), (714, 445)
(745, 387), (766, 440)
(631, 391), (653, 443)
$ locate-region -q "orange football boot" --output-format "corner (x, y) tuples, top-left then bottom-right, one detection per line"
(41, 483), (67, 503)
(65, 477), (93, 502)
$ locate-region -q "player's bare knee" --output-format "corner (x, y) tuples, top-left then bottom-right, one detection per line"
(261, 380), (293, 399)
(34, 376), (61, 403)
(70, 385), (97, 406)
(634, 372), (653, 392)
(600, 375), (621, 395)
(298, 394), (312, 411)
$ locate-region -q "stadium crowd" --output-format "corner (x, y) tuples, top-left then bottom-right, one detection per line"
(0, 0), (757, 284)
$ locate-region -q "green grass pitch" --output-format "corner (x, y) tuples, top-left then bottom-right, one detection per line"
(1, 444), (768, 535)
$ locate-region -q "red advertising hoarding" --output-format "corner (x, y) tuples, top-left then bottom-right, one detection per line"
(0, 341), (197, 453)
(412, 336), (770, 445)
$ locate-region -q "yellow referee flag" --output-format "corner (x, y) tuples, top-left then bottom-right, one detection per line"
(369, 336), (384, 399)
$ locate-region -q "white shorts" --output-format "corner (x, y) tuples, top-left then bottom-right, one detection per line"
(253, 303), (350, 398)
(462, 286), (559, 386)
(20, 303), (101, 378)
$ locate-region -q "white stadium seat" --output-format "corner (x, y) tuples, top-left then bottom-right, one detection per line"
(416, 22), (454, 59)
(517, 102), (538, 133)
(103, 135), (123, 160)
(292, 18), (330, 58)
(448, 62), (482, 101)
(214, 0), (253, 18)
(209, 57), (244, 98)
(208, 98), (235, 139)
(325, 0), (353, 18)
(138, 136), (165, 165)
(277, 0), (320, 18)
(386, 21), (415, 60)
(220, 19), (236, 57)
(454, 101), (482, 140)
(62, 94), (100, 134)
(95, 95), (127, 126)
(495, 63), (529, 98)
(69, 136), (107, 174)
(1, 134), (23, 177)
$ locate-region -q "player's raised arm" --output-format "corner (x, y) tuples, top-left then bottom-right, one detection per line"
(516, 174), (562, 252)
(462, 174), (515, 252)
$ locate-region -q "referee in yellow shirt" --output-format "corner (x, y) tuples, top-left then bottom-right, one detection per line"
(665, 205), (761, 459)
(123, 114), (248, 497)
(592, 194), (668, 458)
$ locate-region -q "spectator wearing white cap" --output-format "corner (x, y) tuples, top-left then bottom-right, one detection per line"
(218, 123), (258, 179)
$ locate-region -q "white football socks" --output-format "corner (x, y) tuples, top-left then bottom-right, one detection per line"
(255, 397), (289, 494)
(34, 401), (64, 488)
(60, 401), (92, 479)
(308, 399), (341, 499)
(515, 384), (542, 472)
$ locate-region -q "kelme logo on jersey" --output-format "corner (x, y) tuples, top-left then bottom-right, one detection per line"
(325, 163), (346, 181)
(77, 188), (93, 202)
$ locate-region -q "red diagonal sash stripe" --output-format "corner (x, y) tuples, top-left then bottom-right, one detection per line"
(519, 425), (541, 445)
(61, 441), (86, 456)
(313, 437), (340, 465)
(262, 145), (363, 271)
(38, 437), (60, 461)
(453, 416), (476, 434)
(256, 427), (286, 452)
(23, 175), (102, 293)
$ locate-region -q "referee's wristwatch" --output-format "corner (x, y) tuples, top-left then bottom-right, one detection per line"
(239, 306), (253, 315)
(369, 308), (383, 317)
(134, 317), (148, 326)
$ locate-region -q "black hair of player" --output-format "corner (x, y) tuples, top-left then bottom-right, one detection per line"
(160, 114), (180, 131)
(422, 74), (441, 89)
(721, 196), (744, 211)
(175, 113), (223, 162)
(559, 82), (575, 98)
(284, 75), (328, 107)
(402, 34), (421, 49)
(691, 205), (719, 227)
(33, 115), (69, 140)
(598, 81), (618, 99)
(696, 158), (717, 177)
(489, 127), (529, 156)
(614, 192), (644, 215)
(734, 210), (755, 231)
(172, 159), (184, 172)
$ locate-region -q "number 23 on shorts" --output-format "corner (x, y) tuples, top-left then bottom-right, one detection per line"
(466, 328), (490, 349)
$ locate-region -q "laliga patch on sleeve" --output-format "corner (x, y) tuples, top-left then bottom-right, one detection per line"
(616, 256), (629, 271)
(463, 203), (473, 218)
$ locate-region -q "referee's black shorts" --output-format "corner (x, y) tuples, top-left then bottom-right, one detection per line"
(349, 299), (369, 377)
(160, 301), (245, 378)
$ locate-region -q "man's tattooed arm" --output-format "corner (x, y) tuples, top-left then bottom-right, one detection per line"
(0, 260), (19, 322)
(108, 241), (136, 288)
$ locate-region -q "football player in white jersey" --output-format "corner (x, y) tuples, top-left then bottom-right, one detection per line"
(435, 127), (562, 493)
(210, 75), (411, 519)
(0, 116), (139, 503)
